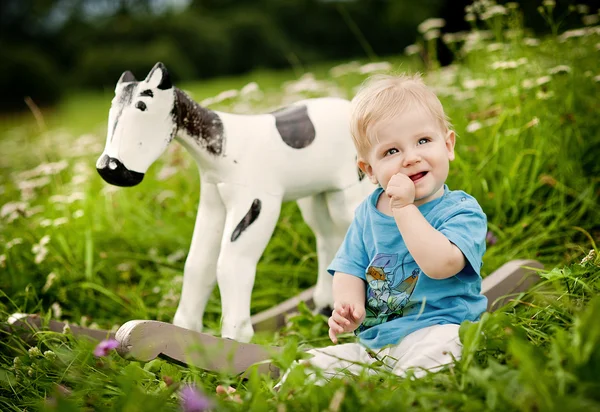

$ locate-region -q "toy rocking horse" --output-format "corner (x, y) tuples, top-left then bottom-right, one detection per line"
(95, 62), (373, 342)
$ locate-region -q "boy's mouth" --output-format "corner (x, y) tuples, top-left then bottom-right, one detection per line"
(409, 172), (428, 182)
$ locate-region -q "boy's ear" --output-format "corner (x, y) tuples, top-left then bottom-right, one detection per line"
(358, 159), (378, 185)
(445, 130), (456, 161)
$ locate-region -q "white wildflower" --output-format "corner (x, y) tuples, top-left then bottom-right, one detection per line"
(70, 175), (88, 185)
(487, 43), (504, 52)
(73, 161), (92, 175)
(583, 15), (599, 26)
(167, 249), (186, 263)
(51, 302), (62, 319)
(240, 82), (263, 100)
(404, 44), (422, 56)
(72, 210), (84, 219)
(522, 79), (534, 89)
(284, 73), (323, 94)
(329, 61), (361, 77)
(481, 5), (507, 20)
(559, 28), (586, 42)
(26, 205), (44, 217)
(240, 82), (259, 96)
(548, 65), (571, 75)
(536, 90), (555, 100)
(17, 176), (51, 192)
(359, 62), (392, 74)
(28, 347), (42, 357)
(466, 121), (483, 133)
(418, 18), (446, 34)
(1, 202), (28, 219)
(465, 13), (476, 22)
(15, 161), (68, 181)
(580, 249), (597, 265)
(424, 29), (441, 41)
(117, 262), (132, 272)
(44, 351), (57, 362)
(199, 97), (216, 106)
(491, 61), (518, 70)
(156, 190), (175, 204)
(40, 219), (53, 227)
(101, 185), (119, 195)
(215, 89), (238, 102)
(156, 165), (178, 181)
(524, 38), (540, 47)
(42, 272), (58, 293)
(463, 79), (486, 90)
(442, 33), (458, 44)
(32, 235), (50, 264)
(525, 117), (540, 128)
(593, 75), (600, 83)
(6, 238), (23, 249)
(53, 217), (68, 227)
(536, 76), (552, 86)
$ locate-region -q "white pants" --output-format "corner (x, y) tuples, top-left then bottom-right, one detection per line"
(279, 324), (461, 385)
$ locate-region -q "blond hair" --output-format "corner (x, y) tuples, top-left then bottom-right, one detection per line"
(350, 73), (452, 159)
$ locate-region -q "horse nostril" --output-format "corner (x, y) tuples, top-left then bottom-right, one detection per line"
(96, 156), (144, 187)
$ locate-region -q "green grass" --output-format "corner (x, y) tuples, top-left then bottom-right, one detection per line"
(1, 3), (600, 411)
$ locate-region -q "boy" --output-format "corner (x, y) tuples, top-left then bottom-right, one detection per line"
(217, 73), (488, 395)
(301, 73), (488, 380)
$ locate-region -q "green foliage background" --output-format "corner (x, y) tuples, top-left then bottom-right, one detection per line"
(0, 1), (599, 410)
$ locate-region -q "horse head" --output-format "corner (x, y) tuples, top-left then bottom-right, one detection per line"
(96, 62), (176, 187)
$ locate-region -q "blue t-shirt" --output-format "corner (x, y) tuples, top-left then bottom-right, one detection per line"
(327, 185), (488, 349)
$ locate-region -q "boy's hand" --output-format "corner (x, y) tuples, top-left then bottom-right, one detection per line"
(328, 302), (365, 344)
(386, 173), (415, 211)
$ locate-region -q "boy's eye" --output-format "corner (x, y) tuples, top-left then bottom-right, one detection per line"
(384, 148), (399, 156)
(418, 138), (430, 145)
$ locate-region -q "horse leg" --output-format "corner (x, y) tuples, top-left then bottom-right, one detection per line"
(296, 193), (338, 313)
(173, 181), (226, 332)
(216, 184), (282, 342)
(318, 180), (374, 303)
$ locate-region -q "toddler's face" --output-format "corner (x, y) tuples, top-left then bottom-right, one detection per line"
(358, 107), (455, 206)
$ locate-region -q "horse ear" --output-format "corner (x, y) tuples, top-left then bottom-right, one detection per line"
(145, 62), (172, 90)
(118, 71), (136, 84)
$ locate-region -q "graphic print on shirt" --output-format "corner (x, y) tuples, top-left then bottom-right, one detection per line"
(359, 253), (419, 332)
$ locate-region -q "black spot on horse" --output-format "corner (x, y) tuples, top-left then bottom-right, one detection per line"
(270, 105), (316, 149)
(173, 89), (225, 156)
(231, 199), (262, 242)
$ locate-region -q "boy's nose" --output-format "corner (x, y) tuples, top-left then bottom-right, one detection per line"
(402, 150), (421, 167)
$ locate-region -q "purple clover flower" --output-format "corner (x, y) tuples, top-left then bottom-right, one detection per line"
(180, 384), (212, 412)
(486, 231), (498, 246)
(93, 338), (119, 357)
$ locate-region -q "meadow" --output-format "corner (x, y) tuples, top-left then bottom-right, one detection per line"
(1, 2), (600, 411)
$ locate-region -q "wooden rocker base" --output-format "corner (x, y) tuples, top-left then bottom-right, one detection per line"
(8, 259), (542, 376)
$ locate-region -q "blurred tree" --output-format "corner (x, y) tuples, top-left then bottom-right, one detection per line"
(2, 0), (598, 112)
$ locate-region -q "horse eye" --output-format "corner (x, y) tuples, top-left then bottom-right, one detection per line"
(135, 101), (147, 111)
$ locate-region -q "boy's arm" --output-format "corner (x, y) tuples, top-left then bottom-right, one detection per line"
(329, 272), (366, 343)
(333, 271), (366, 307)
(393, 204), (465, 279)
